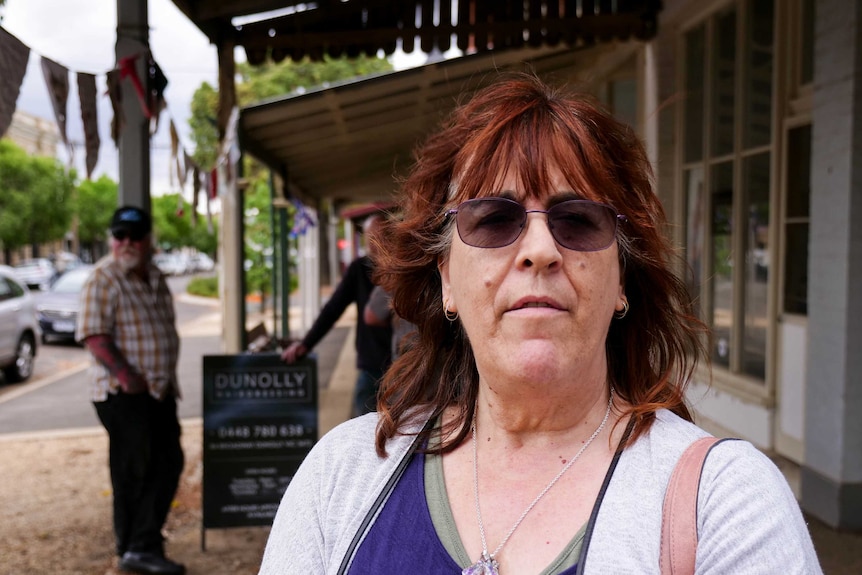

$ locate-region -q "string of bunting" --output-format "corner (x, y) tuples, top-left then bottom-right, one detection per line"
(0, 24), (229, 231)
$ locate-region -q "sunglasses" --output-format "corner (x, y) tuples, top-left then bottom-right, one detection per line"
(112, 229), (147, 242)
(446, 197), (625, 251)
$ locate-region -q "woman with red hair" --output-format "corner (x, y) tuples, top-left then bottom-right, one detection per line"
(260, 74), (820, 574)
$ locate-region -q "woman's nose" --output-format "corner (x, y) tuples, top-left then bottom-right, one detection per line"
(517, 213), (562, 269)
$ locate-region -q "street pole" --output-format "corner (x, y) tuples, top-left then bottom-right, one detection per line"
(115, 0), (150, 210)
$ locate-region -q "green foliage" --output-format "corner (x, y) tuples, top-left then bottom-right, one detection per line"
(151, 194), (192, 251)
(188, 218), (219, 256)
(189, 82), (220, 171)
(187, 275), (219, 298)
(151, 193), (218, 255)
(0, 139), (75, 251)
(244, 178), (274, 296)
(186, 54), (393, 300)
(235, 55), (392, 103)
(75, 175), (118, 243)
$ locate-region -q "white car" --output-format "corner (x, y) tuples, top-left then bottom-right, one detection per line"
(189, 252), (215, 273)
(0, 265), (40, 382)
(153, 253), (192, 276)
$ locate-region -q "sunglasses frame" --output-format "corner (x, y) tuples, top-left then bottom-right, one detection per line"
(112, 229), (147, 242)
(446, 197), (626, 252)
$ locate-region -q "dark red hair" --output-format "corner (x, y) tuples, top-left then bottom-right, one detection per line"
(373, 73), (707, 456)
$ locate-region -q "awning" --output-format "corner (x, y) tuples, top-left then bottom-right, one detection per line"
(171, 0), (661, 64)
(240, 42), (637, 208)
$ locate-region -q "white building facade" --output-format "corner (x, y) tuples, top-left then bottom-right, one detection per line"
(587, 0), (861, 529)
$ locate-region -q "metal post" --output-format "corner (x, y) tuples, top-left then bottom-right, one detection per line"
(115, 0), (150, 209)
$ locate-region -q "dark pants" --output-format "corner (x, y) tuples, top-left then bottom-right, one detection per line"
(353, 368), (384, 417)
(94, 393), (184, 557)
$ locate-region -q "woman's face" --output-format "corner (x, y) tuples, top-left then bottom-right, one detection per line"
(439, 168), (626, 387)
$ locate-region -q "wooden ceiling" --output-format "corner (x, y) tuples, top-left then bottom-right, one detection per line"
(171, 1), (661, 64)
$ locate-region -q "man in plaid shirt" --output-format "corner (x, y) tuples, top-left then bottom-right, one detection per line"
(77, 206), (185, 575)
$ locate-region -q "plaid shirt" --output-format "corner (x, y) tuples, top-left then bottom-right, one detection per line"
(76, 256), (180, 402)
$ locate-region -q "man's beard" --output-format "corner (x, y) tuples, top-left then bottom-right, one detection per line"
(116, 250), (142, 272)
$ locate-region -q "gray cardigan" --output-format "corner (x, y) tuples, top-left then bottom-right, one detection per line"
(259, 409), (822, 574)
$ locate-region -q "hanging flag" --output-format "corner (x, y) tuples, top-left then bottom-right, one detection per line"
(105, 68), (123, 145)
(40, 56), (73, 161)
(147, 53), (168, 135)
(181, 150), (194, 188)
(77, 72), (100, 179)
(218, 106), (241, 186)
(118, 53), (151, 119)
(202, 168), (214, 234)
(209, 167), (219, 199)
(0, 27), (31, 139)
(169, 119), (179, 187)
(192, 164), (201, 227)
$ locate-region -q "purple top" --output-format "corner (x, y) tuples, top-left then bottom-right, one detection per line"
(348, 450), (578, 574)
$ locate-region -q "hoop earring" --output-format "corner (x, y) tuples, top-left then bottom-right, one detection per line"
(614, 298), (629, 320)
(444, 298), (459, 322)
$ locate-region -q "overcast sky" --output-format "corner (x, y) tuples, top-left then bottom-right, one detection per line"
(2, 1), (446, 200)
(2, 0), (222, 196)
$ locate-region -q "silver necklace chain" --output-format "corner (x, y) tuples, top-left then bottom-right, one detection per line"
(466, 389), (613, 574)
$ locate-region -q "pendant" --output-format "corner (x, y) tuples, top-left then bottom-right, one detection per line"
(462, 553), (499, 575)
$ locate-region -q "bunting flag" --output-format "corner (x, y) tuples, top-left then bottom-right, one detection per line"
(192, 165), (201, 226)
(40, 56), (73, 162)
(147, 54), (169, 135)
(290, 200), (317, 237)
(105, 68), (123, 145)
(181, 150), (194, 188)
(77, 73), (100, 179)
(219, 106), (240, 186)
(169, 119), (179, 187)
(0, 27), (30, 139)
(118, 53), (150, 119)
(202, 167), (214, 234)
(209, 167), (219, 199)
(1, 25), (199, 190)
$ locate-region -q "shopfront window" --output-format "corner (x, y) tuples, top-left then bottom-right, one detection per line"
(682, 0), (775, 382)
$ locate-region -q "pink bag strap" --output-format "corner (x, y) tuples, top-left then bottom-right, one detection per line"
(660, 436), (722, 575)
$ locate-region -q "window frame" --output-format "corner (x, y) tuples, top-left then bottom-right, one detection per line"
(677, 0), (783, 399)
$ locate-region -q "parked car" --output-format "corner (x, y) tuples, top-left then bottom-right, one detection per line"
(50, 251), (84, 275)
(0, 265), (39, 382)
(154, 252), (191, 276)
(189, 252), (215, 273)
(34, 265), (93, 344)
(13, 258), (56, 291)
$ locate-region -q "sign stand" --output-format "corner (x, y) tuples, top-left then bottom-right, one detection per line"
(201, 353), (318, 550)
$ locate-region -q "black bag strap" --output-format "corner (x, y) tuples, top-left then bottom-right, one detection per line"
(335, 418), (434, 575)
(574, 418), (635, 575)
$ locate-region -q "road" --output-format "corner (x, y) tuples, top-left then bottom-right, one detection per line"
(0, 275), (221, 435)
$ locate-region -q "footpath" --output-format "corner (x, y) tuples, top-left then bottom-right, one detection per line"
(1, 301), (861, 574)
(0, 300), (358, 575)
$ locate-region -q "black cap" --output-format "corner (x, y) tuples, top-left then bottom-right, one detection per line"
(110, 206), (151, 236)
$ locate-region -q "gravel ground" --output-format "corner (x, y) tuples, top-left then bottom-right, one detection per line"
(0, 421), (270, 575)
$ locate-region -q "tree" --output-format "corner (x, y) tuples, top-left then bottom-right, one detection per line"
(75, 175), (118, 243)
(188, 82), (219, 172)
(186, 54), (393, 300)
(151, 193), (194, 251)
(74, 174), (118, 263)
(0, 139), (75, 259)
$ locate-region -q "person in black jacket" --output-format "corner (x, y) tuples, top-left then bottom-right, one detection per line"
(280, 214), (392, 416)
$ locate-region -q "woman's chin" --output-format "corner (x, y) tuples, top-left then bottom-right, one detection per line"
(497, 342), (566, 382)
